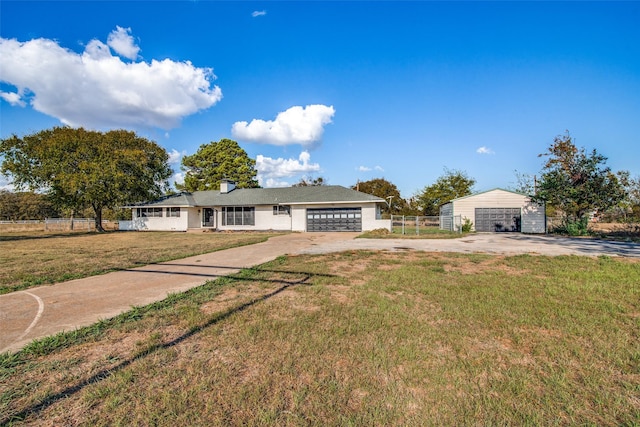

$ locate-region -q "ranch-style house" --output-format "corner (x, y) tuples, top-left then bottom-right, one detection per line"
(121, 180), (391, 232)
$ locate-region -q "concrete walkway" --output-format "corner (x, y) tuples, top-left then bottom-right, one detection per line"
(1, 232), (638, 353)
(0, 233), (357, 353)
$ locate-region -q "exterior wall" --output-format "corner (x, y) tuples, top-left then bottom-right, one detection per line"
(361, 204), (391, 231)
(124, 208), (190, 231)
(187, 208), (202, 229)
(291, 206), (307, 231)
(450, 189), (545, 234)
(216, 205), (292, 231)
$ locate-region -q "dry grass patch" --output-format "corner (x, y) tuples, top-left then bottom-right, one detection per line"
(0, 231), (284, 294)
(1, 251), (639, 425)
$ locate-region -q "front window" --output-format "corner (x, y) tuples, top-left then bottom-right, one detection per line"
(273, 205), (291, 215)
(167, 207), (180, 217)
(137, 207), (163, 218)
(222, 207), (255, 226)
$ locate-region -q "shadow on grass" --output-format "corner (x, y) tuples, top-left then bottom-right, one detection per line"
(1, 266), (333, 424)
(0, 231), (105, 242)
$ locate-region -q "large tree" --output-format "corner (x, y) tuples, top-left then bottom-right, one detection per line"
(352, 178), (405, 215)
(0, 127), (173, 231)
(178, 138), (259, 191)
(532, 132), (627, 234)
(415, 169), (476, 216)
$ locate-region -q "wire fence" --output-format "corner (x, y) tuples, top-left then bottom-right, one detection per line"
(44, 218), (96, 232)
(390, 215), (462, 234)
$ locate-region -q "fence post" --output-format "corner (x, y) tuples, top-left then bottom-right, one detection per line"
(416, 216), (419, 235)
(402, 216), (405, 235)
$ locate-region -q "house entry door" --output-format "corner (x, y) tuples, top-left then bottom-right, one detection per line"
(203, 208), (215, 227)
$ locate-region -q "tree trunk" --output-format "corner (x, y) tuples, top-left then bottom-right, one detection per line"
(93, 205), (105, 232)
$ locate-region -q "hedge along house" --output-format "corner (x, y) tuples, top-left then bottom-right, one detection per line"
(121, 180), (391, 232)
(440, 188), (546, 233)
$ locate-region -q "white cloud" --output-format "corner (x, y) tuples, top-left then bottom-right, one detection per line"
(0, 90), (25, 107)
(252, 10), (267, 17)
(171, 171), (185, 187)
(232, 105), (335, 148)
(357, 165), (384, 172)
(256, 151), (321, 187)
(107, 26), (140, 60)
(167, 148), (186, 165)
(476, 146), (495, 154)
(0, 28), (222, 130)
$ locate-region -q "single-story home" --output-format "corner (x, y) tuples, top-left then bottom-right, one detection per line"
(439, 188), (546, 233)
(121, 180), (391, 232)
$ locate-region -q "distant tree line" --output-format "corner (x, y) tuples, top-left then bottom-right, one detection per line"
(2, 127), (638, 233)
(0, 190), (59, 221)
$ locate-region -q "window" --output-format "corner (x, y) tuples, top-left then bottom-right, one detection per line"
(137, 207), (162, 218)
(273, 205), (291, 215)
(222, 207), (255, 226)
(167, 207), (180, 217)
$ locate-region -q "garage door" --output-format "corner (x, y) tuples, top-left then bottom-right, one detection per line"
(307, 208), (362, 232)
(475, 208), (521, 232)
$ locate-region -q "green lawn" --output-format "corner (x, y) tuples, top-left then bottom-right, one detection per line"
(0, 231), (284, 294)
(2, 250), (638, 425)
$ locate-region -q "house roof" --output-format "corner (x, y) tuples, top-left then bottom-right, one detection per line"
(444, 188), (530, 205)
(128, 185), (385, 208)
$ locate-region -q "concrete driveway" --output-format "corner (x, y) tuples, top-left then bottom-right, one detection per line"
(1, 232), (638, 353)
(300, 233), (640, 258)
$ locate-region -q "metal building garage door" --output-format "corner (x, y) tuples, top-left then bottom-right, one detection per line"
(307, 208), (362, 232)
(475, 208), (521, 232)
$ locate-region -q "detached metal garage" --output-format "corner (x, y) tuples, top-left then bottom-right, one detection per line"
(440, 188), (546, 234)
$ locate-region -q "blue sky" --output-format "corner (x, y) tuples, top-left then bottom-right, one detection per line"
(1, 1), (639, 198)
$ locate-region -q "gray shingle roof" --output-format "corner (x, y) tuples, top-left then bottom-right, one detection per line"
(130, 185), (384, 207)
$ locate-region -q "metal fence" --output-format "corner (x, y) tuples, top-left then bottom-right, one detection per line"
(44, 218), (96, 232)
(390, 215), (462, 234)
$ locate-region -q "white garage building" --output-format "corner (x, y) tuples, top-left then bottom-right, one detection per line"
(440, 188), (546, 233)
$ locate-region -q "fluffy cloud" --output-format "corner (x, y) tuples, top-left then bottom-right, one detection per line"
(476, 146), (495, 155)
(252, 10), (267, 17)
(0, 27), (222, 130)
(167, 148), (186, 166)
(107, 26), (140, 60)
(232, 105), (335, 148)
(256, 151), (321, 187)
(171, 171), (185, 188)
